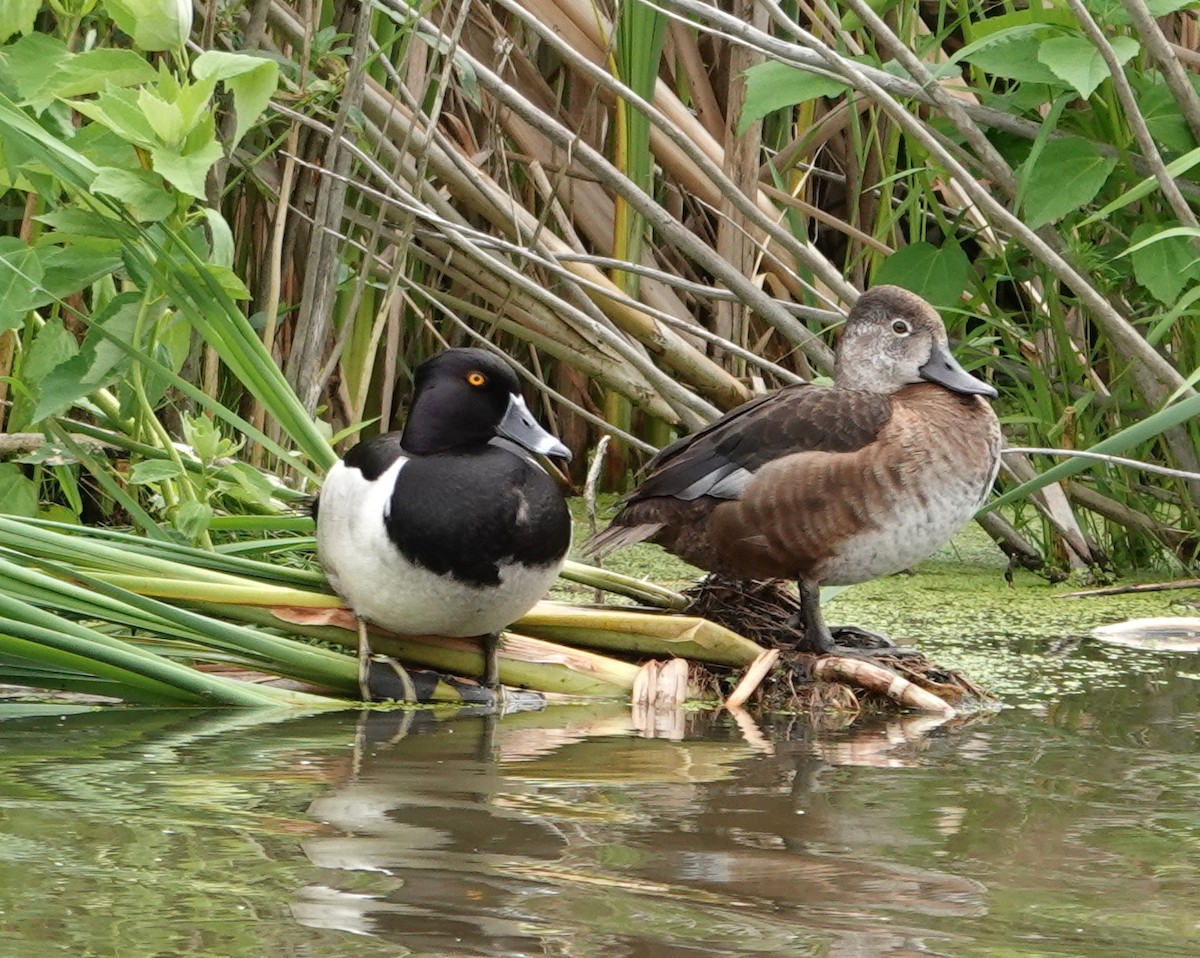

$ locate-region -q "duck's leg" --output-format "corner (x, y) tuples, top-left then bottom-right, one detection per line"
(793, 580), (914, 657)
(482, 630), (503, 695)
(356, 615), (373, 701)
(793, 579), (837, 654)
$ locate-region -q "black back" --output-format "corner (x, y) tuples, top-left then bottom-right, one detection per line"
(386, 446), (571, 586)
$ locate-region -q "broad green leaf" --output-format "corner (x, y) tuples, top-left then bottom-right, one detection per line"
(838, 0), (899, 31)
(218, 463), (275, 506)
(104, 0), (193, 52)
(143, 312), (192, 406)
(0, 0), (39, 45)
(1128, 223), (1200, 305)
(201, 208), (235, 267)
(36, 207), (132, 241)
(172, 73), (218, 135)
(1147, 0), (1199, 13)
(138, 87), (185, 147)
(128, 460), (185, 484)
(959, 27), (1064, 86)
(182, 413), (233, 462)
(0, 237), (44, 330)
(198, 264), (250, 300)
(151, 138), (225, 198)
(91, 167), (176, 222)
(35, 243), (124, 302)
(30, 296), (140, 423)
(173, 500), (213, 541)
(1137, 75), (1200, 154)
(740, 61), (849, 133)
(873, 241), (971, 312)
(1037, 34), (1138, 101)
(1081, 146), (1200, 226)
(0, 464), (38, 519)
(965, 8), (1077, 41)
(10, 318), (78, 431)
(48, 49), (157, 100)
(70, 88), (158, 148)
(1018, 136), (1116, 229)
(192, 51), (279, 148)
(1, 33), (71, 107)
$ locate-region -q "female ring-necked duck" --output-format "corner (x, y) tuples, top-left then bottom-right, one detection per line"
(588, 285), (1002, 655)
(315, 348), (572, 694)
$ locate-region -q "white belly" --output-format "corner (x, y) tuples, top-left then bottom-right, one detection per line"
(316, 459), (564, 637)
(817, 469), (996, 586)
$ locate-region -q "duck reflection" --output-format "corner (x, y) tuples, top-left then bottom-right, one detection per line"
(293, 707), (986, 957)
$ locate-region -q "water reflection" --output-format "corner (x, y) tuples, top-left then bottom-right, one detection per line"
(0, 648), (1196, 958)
(293, 707), (992, 957)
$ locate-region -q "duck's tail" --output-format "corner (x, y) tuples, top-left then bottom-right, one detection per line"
(582, 521), (663, 559)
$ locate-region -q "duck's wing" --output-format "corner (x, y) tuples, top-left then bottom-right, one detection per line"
(585, 386), (892, 557)
(631, 384), (893, 503)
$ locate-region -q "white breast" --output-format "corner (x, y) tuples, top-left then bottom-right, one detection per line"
(316, 459), (563, 637)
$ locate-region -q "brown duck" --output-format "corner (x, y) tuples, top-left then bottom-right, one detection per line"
(588, 285), (1003, 654)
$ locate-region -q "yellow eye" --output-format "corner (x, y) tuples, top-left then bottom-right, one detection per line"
(467, 371), (487, 387)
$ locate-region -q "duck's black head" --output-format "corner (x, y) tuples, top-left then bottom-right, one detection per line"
(401, 348), (571, 460)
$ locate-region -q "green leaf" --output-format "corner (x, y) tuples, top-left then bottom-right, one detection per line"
(48, 49), (158, 100)
(1018, 136), (1116, 229)
(36, 207), (132, 241)
(70, 87), (158, 149)
(151, 143), (225, 199)
(1138, 75), (1200, 154)
(104, 0), (193, 52)
(740, 61), (849, 133)
(873, 241), (971, 312)
(1, 33), (71, 107)
(128, 460), (185, 484)
(986, 390), (1200, 513)
(182, 413), (229, 461)
(0, 236), (44, 331)
(191, 51), (279, 148)
(1147, 0), (1199, 13)
(0, 0), (39, 45)
(91, 167), (176, 222)
(10, 318), (79, 431)
(138, 87), (185, 147)
(959, 28), (1064, 86)
(173, 500), (213, 541)
(218, 463), (274, 506)
(1128, 222), (1200, 305)
(0, 464), (38, 518)
(35, 243), (124, 303)
(1080, 146), (1200, 227)
(201, 208), (235, 267)
(1037, 34), (1138, 101)
(30, 296), (140, 423)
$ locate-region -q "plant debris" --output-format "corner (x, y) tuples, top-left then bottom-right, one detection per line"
(683, 575), (993, 715)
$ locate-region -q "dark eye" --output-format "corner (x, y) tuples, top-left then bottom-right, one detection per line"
(891, 319), (910, 335)
(466, 371), (488, 387)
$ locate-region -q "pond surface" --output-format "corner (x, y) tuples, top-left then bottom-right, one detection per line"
(1, 550), (1199, 957)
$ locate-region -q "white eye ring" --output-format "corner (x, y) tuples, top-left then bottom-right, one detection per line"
(891, 319), (911, 335)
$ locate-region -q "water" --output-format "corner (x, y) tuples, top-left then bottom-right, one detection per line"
(0, 637), (1197, 958)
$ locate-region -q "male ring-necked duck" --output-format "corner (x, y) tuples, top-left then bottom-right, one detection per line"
(315, 348), (572, 693)
(588, 285), (1002, 655)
